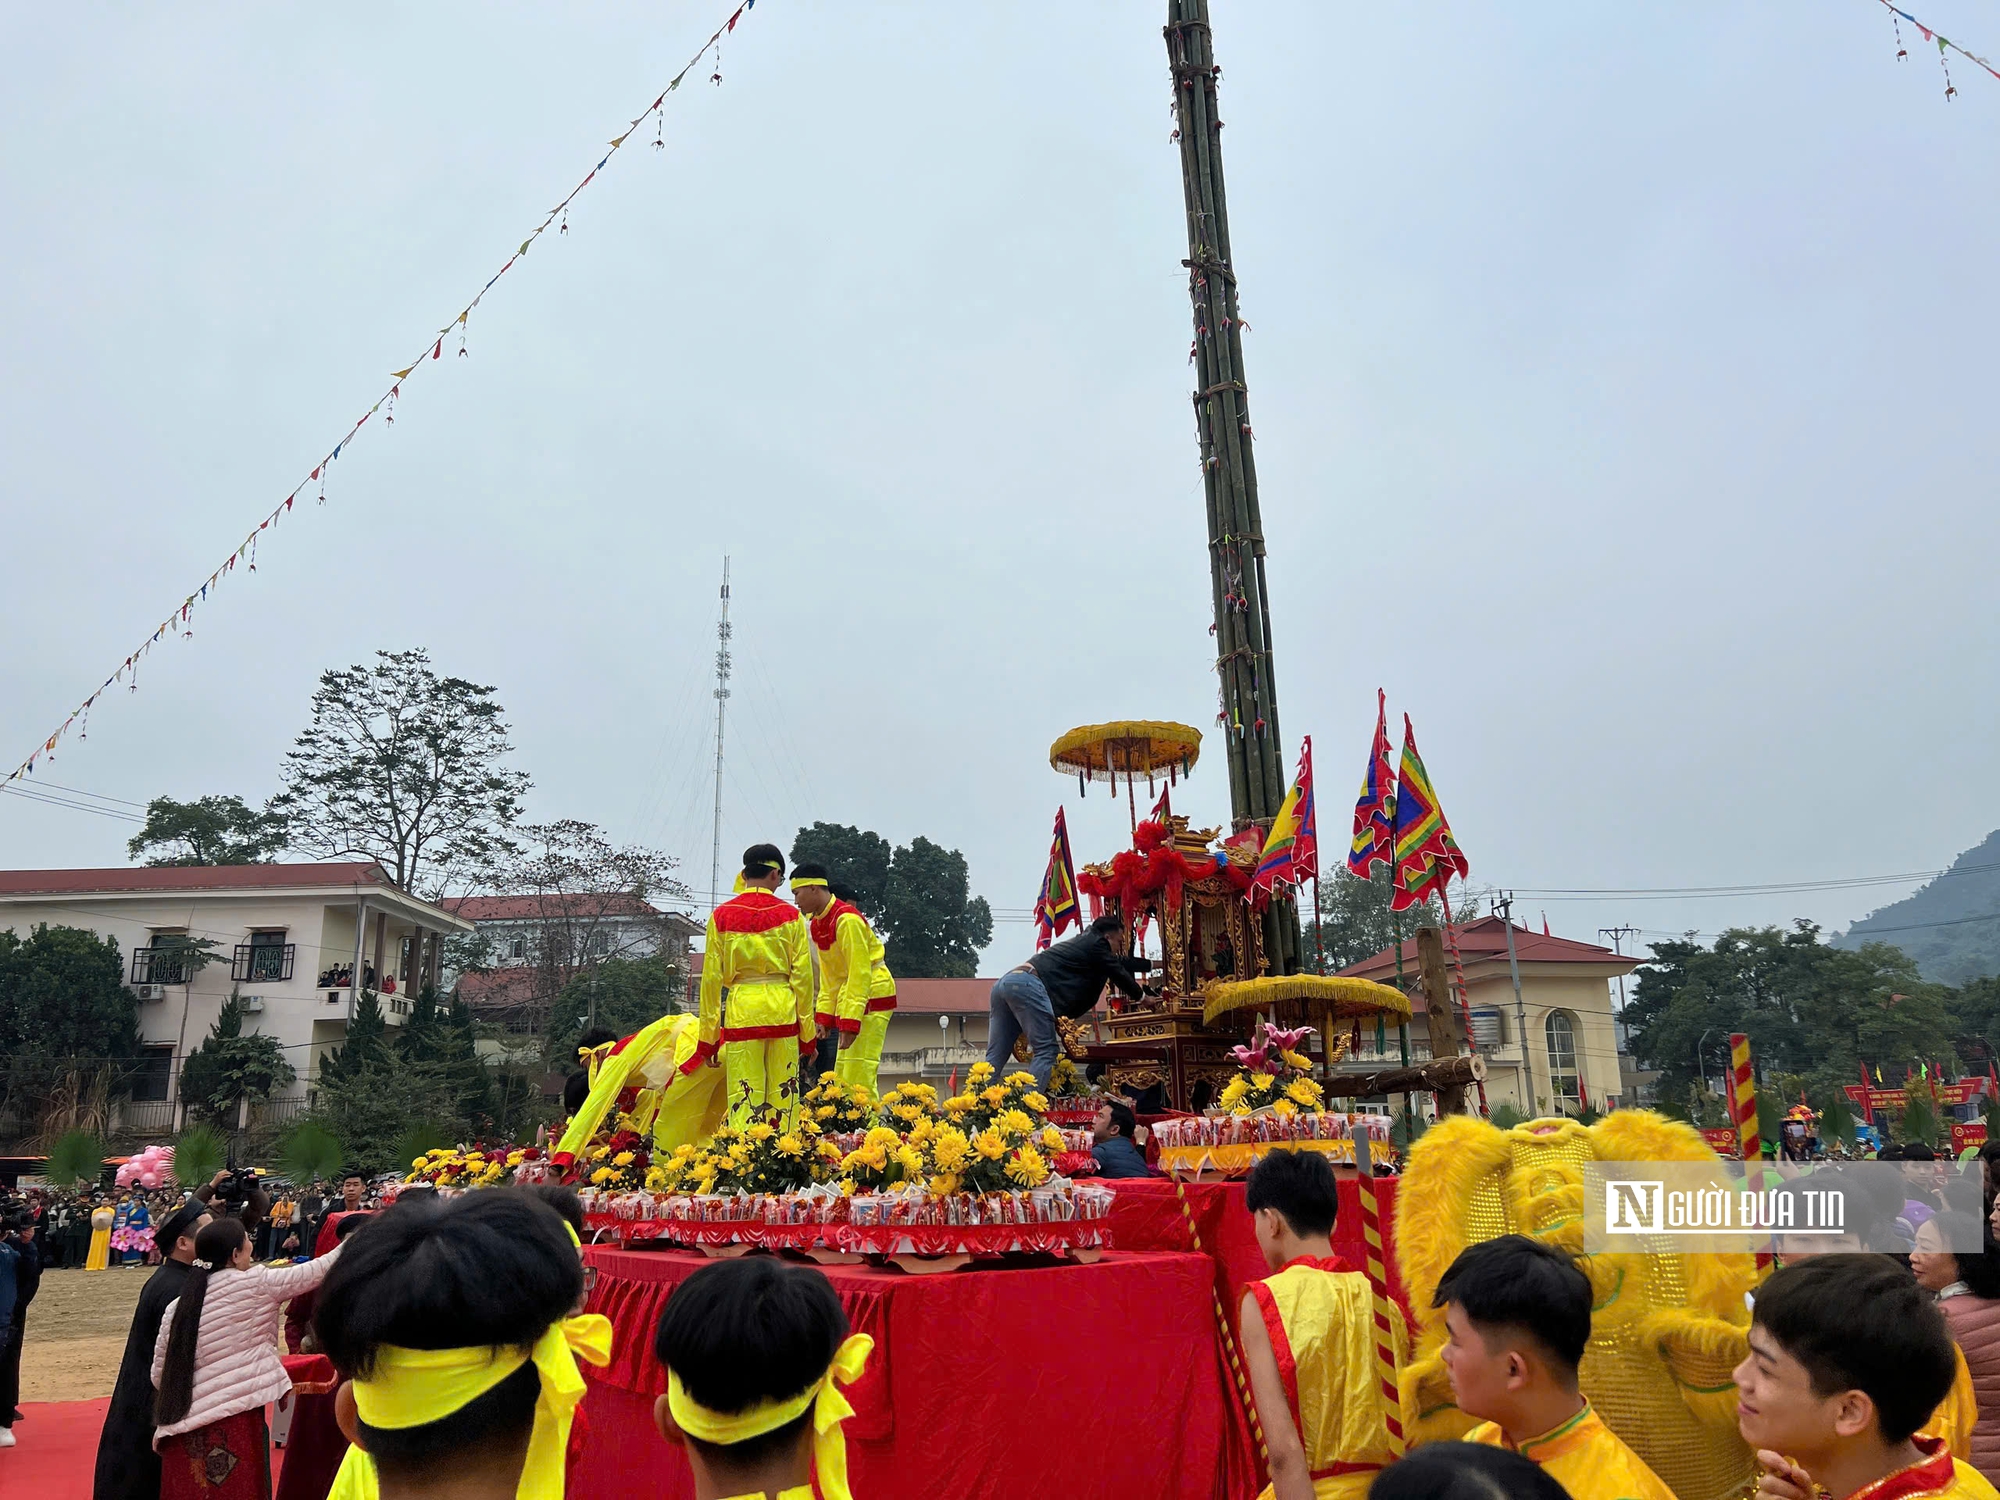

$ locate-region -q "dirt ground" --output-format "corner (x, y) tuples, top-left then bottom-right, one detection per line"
(21, 1265), (152, 1401)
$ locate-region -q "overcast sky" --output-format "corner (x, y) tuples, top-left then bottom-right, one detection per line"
(4, 2), (1997, 968)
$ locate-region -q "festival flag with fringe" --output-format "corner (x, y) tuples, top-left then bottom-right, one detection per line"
(1253, 737), (1318, 896)
(1390, 716), (1469, 912)
(1033, 808), (1080, 951)
(1348, 690), (1396, 880)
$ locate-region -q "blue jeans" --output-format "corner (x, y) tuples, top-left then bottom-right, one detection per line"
(987, 969), (1059, 1091)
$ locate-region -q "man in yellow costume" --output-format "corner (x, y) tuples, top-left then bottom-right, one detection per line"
(789, 863), (897, 1098)
(684, 843), (815, 1129)
(1239, 1149), (1411, 1500)
(1738, 1255), (1998, 1500)
(1437, 1235), (1676, 1500)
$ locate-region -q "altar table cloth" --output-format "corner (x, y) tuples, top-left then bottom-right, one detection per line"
(574, 1246), (1257, 1500)
(1104, 1176), (1406, 1320)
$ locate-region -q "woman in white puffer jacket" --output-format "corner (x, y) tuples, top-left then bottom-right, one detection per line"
(151, 1214), (343, 1499)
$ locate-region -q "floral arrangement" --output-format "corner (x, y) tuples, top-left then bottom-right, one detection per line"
(877, 1079), (943, 1132)
(839, 1123), (929, 1191)
(945, 1061), (1052, 1133)
(1048, 1055), (1085, 1098)
(1215, 1021), (1325, 1118)
(406, 1143), (546, 1189)
(576, 1128), (653, 1192)
(803, 1074), (876, 1135)
(652, 1107), (840, 1197)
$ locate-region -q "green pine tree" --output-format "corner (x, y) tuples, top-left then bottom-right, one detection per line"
(319, 989), (391, 1086)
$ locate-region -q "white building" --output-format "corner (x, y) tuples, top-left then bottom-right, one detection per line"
(0, 862), (471, 1131)
(442, 892), (699, 975)
(1339, 917), (1640, 1116)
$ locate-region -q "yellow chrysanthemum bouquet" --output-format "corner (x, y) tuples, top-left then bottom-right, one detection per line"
(803, 1074), (875, 1136)
(1214, 1020), (1325, 1118)
(927, 1062), (1063, 1194)
(405, 1143), (541, 1189)
(678, 1107), (839, 1196)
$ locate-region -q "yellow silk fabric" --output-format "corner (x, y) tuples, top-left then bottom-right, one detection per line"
(667, 1333), (873, 1500)
(330, 1314), (613, 1500)
(1466, 1402), (1677, 1500)
(816, 909), (895, 1027)
(553, 1014), (724, 1163)
(1922, 1343), (1976, 1463)
(1254, 1263), (1412, 1495)
(696, 901), (814, 1052)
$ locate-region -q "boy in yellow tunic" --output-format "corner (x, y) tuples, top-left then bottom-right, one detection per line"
(789, 864), (897, 1098)
(1436, 1235), (1676, 1500)
(318, 1190), (610, 1500)
(684, 845), (816, 1130)
(1738, 1255), (1999, 1500)
(1238, 1149), (1412, 1500)
(652, 1257), (874, 1500)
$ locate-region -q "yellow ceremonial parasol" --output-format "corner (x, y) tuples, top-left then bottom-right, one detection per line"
(1200, 972), (1411, 1029)
(1050, 720), (1202, 826)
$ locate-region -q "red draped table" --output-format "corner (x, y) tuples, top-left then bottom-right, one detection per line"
(575, 1245), (1259, 1500)
(1103, 1175), (1404, 1319)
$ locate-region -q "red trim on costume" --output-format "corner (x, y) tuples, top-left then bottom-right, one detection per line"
(809, 899), (864, 950)
(720, 1023), (804, 1042)
(607, 1031), (637, 1057)
(835, 1016), (862, 1035)
(867, 993), (897, 1013)
(713, 891), (802, 935)
(1849, 1438), (1958, 1500)
(1280, 1253), (1350, 1274)
(1249, 1280), (1303, 1434)
(1312, 1463), (1384, 1481)
(676, 1039), (718, 1077)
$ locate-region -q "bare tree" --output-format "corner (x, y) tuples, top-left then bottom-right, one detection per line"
(270, 649), (530, 901)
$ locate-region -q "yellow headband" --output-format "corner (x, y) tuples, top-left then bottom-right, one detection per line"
(666, 1333), (872, 1500)
(563, 1221), (581, 1249)
(336, 1315), (613, 1500)
(789, 876), (829, 889)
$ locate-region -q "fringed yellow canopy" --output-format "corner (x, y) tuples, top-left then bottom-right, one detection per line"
(1202, 973), (1411, 1028)
(1049, 721), (1201, 786)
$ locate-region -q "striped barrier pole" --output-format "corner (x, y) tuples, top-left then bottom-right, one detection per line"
(1173, 1176), (1268, 1468)
(1353, 1126), (1406, 1455)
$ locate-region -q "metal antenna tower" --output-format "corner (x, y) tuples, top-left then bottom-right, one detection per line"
(708, 558), (733, 913)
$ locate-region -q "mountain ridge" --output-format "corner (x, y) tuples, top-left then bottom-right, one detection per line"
(1836, 829), (2000, 984)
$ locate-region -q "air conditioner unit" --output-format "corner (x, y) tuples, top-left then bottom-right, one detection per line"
(135, 983), (166, 1002)
(242, 995), (265, 1013)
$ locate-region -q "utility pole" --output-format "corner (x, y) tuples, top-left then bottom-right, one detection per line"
(1598, 924), (1637, 1017)
(1495, 894), (1535, 1113)
(1165, 0), (1296, 974)
(708, 558), (733, 915)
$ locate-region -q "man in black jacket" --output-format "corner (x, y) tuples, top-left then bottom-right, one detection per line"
(91, 1186), (220, 1500)
(986, 912), (1145, 1090)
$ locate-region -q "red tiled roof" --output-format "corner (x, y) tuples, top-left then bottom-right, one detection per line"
(1339, 916), (1637, 983)
(0, 862), (394, 897)
(889, 978), (995, 1015)
(444, 893), (670, 922)
(454, 969), (544, 1008)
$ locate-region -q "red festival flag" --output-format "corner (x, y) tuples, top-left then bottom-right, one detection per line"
(1254, 737), (1318, 896)
(1034, 808), (1081, 951)
(1390, 716), (1470, 912)
(1347, 690), (1396, 880)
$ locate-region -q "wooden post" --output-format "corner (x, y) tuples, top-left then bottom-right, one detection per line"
(1164, 0), (1297, 977)
(1416, 927), (1468, 1115)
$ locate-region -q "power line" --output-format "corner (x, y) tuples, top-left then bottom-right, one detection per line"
(0, 784), (144, 823)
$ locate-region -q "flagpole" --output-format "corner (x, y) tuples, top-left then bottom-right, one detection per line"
(1436, 883), (1489, 1116)
(1390, 902), (1412, 1138)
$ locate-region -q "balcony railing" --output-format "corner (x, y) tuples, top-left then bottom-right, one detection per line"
(130, 948), (192, 985)
(233, 944), (296, 983)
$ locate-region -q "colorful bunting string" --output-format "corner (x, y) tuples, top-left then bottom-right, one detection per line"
(5, 1), (760, 789)
(1876, 0), (2000, 96)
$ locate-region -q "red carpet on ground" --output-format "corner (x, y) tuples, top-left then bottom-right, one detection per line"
(7, 1399), (110, 1500)
(16, 1397), (291, 1500)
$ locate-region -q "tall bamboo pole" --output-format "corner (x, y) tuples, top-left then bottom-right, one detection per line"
(1164, 0), (1298, 975)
